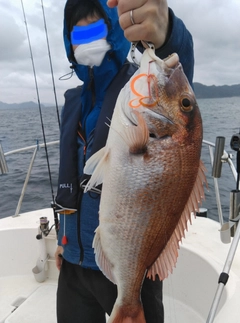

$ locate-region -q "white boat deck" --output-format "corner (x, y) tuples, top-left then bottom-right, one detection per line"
(0, 277), (57, 323)
(1, 209), (240, 323)
(0, 209), (58, 323)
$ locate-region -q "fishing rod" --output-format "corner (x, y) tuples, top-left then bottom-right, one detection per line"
(20, 0), (59, 234)
(40, 0), (60, 128)
(206, 214), (240, 323)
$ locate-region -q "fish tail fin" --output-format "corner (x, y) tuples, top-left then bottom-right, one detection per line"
(108, 303), (146, 323)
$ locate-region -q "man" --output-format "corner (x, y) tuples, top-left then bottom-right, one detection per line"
(55, 1), (194, 322)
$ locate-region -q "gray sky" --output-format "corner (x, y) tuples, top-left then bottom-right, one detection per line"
(0, 0), (239, 104)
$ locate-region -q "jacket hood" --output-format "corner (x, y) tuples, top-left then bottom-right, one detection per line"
(63, 0), (130, 140)
(63, 0), (130, 82)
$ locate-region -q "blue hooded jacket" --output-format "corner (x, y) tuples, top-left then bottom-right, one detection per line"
(63, 0), (130, 140)
(56, 0), (194, 269)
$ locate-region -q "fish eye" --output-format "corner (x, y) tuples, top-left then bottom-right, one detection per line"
(149, 133), (157, 138)
(180, 95), (193, 112)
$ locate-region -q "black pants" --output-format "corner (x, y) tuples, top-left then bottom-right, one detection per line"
(57, 259), (164, 323)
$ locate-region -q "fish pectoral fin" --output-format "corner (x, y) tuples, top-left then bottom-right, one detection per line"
(84, 147), (107, 174)
(121, 110), (149, 154)
(93, 227), (116, 284)
(147, 160), (207, 281)
(83, 147), (109, 192)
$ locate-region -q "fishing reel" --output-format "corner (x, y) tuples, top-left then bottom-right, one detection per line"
(36, 217), (50, 239)
(230, 132), (240, 152)
(36, 202), (60, 239)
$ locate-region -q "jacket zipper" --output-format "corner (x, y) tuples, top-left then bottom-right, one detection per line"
(77, 67), (95, 266)
(88, 67), (96, 109)
(77, 122), (86, 265)
(77, 191), (84, 265)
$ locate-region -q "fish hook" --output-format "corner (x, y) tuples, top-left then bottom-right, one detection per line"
(130, 41), (155, 66)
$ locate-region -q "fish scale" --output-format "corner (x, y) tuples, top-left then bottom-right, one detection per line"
(84, 48), (206, 323)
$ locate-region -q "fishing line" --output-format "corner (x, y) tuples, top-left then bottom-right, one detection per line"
(20, 0), (58, 232)
(40, 0), (60, 128)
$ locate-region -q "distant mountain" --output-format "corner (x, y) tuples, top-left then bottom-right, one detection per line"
(0, 101), (45, 109)
(0, 84), (239, 108)
(193, 83), (240, 99)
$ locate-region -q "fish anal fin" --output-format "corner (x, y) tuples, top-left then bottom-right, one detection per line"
(146, 235), (179, 281)
(147, 160), (207, 281)
(93, 227), (116, 284)
(83, 147), (109, 192)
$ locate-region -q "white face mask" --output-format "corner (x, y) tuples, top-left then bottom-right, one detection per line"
(74, 39), (111, 67)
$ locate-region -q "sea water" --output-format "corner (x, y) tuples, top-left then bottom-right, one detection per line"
(0, 97), (239, 219)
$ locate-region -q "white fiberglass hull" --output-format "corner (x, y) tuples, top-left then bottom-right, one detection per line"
(0, 208), (240, 323)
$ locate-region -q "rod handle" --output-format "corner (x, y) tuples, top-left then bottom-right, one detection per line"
(212, 136), (225, 178)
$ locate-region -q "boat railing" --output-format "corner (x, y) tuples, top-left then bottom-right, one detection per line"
(0, 139), (238, 228)
(0, 140), (59, 217)
(0, 140), (8, 174)
(203, 139), (237, 181)
(203, 139), (237, 228)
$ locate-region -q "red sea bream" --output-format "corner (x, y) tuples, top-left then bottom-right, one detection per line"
(84, 48), (206, 323)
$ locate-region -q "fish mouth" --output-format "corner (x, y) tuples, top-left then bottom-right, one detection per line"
(163, 53), (179, 69)
(148, 50), (181, 84)
(145, 49), (180, 74)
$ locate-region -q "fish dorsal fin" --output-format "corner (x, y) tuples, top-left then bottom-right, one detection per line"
(83, 147), (109, 192)
(147, 160), (207, 281)
(93, 227), (116, 284)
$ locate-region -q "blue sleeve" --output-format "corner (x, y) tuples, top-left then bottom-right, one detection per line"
(55, 87), (82, 213)
(155, 8), (194, 86)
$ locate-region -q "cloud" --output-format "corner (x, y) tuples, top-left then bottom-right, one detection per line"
(168, 0), (240, 85)
(0, 0), (78, 104)
(0, 0), (239, 104)
(0, 5), (27, 61)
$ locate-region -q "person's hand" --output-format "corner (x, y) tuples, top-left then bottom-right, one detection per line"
(55, 245), (64, 271)
(107, 0), (169, 49)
